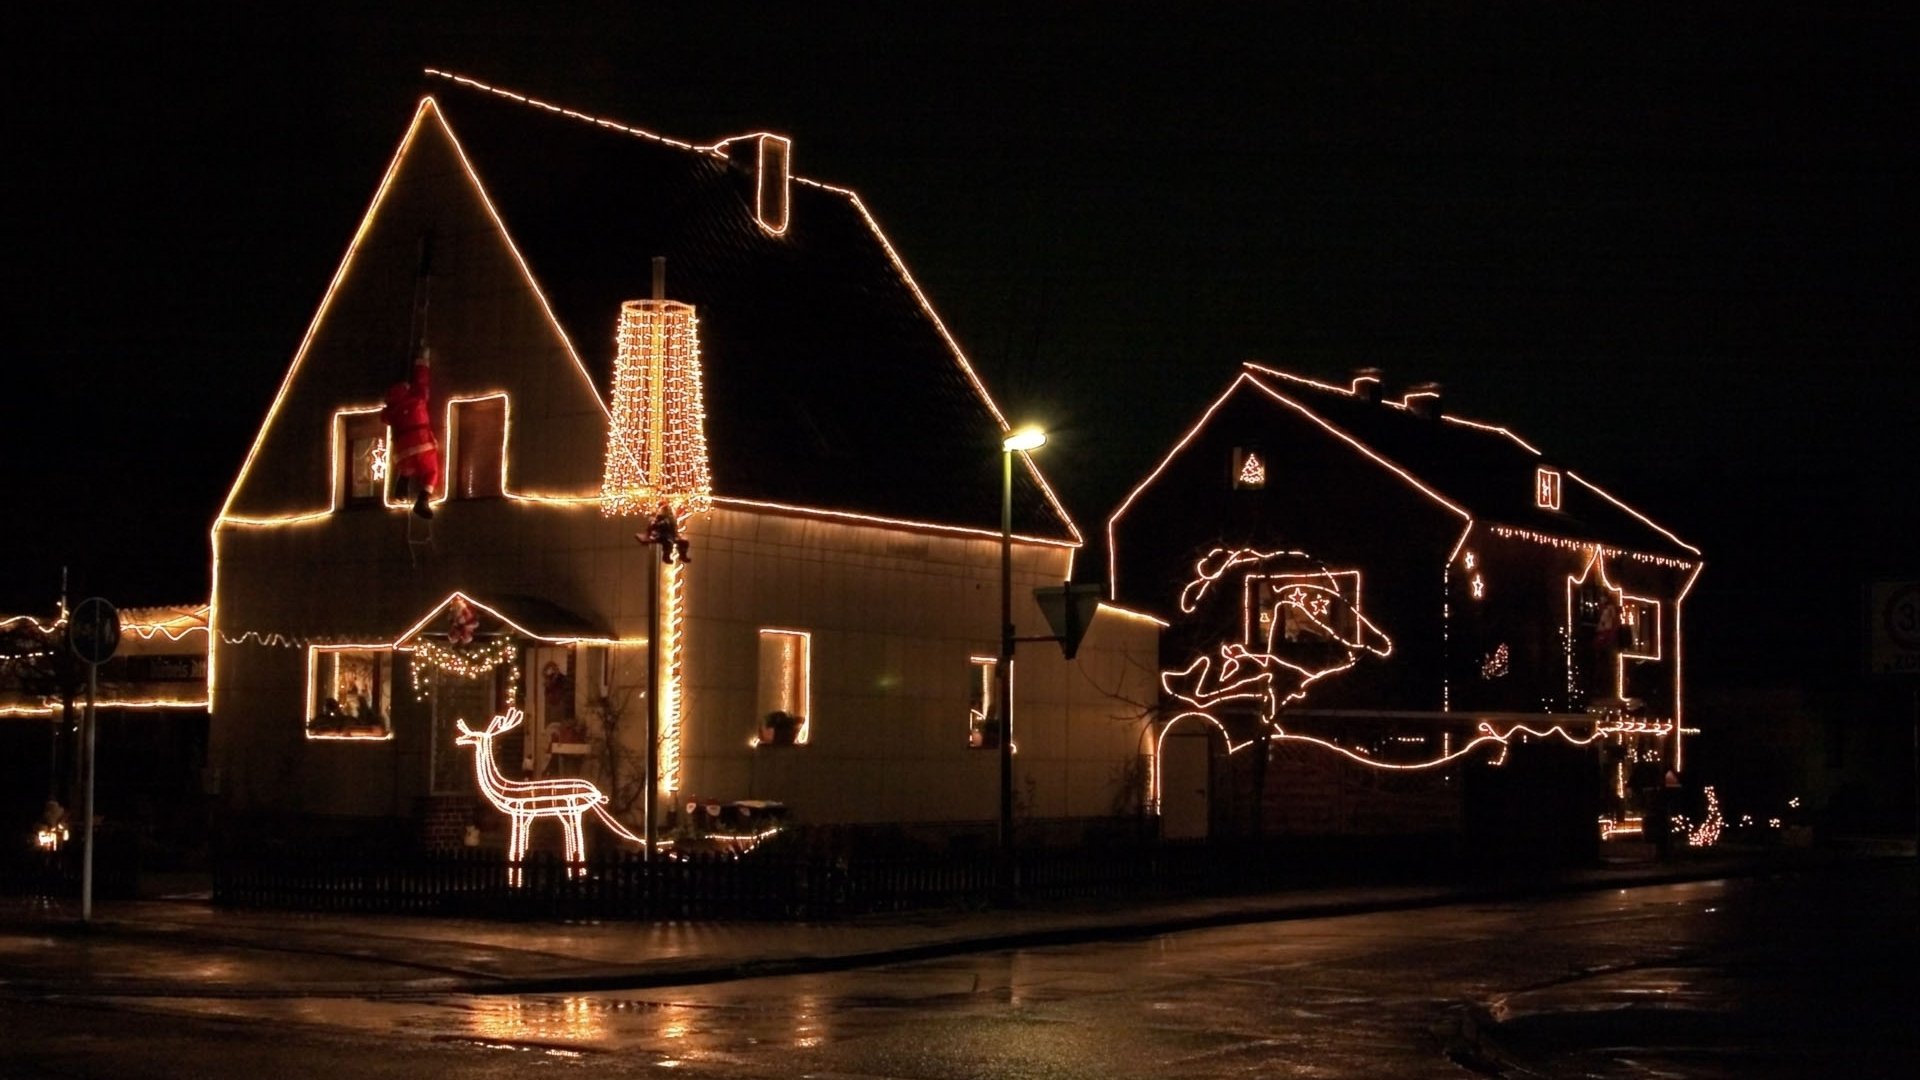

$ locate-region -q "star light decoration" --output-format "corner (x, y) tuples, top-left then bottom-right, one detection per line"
(601, 298), (712, 519)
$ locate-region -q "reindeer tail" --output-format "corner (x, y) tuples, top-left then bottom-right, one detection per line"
(590, 801), (665, 851)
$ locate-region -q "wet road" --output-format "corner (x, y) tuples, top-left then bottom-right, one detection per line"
(3, 863), (1913, 1078)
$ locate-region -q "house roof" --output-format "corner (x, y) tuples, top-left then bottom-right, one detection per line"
(1108, 362), (1698, 590)
(419, 72), (1077, 544)
(1235, 363), (1699, 560)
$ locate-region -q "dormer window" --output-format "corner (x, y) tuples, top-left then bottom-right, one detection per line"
(1535, 467), (1562, 510)
(338, 410), (388, 506)
(450, 395), (506, 498)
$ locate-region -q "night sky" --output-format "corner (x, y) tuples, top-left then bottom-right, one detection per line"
(6, 4), (1912, 703)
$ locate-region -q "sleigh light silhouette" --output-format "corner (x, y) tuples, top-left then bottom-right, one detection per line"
(454, 708), (652, 879)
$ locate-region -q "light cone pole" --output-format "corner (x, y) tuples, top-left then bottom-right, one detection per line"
(998, 426), (1045, 882)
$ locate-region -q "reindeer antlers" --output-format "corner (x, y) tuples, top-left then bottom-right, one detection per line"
(455, 709), (526, 741)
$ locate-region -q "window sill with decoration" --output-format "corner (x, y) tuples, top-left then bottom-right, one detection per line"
(757, 711), (802, 747)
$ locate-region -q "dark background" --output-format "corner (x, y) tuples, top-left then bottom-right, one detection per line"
(5, 4), (1913, 779)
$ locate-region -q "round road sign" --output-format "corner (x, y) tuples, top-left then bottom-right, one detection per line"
(68, 597), (122, 665)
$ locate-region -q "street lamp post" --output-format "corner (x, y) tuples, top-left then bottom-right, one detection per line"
(998, 427), (1045, 872)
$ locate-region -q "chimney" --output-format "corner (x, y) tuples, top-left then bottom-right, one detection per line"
(1350, 367), (1385, 402)
(1401, 381), (1443, 419)
(728, 133), (791, 236)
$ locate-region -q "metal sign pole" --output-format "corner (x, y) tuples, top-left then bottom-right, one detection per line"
(82, 659), (97, 922)
(67, 596), (120, 924)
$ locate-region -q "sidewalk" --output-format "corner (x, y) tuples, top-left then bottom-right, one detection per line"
(0, 846), (1889, 1000)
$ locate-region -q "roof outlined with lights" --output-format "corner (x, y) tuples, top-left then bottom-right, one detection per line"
(414, 70), (1077, 543)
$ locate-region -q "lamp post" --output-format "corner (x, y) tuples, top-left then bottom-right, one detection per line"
(998, 427), (1046, 869)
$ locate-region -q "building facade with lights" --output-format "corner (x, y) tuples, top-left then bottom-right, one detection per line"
(208, 73), (1158, 848)
(1108, 364), (1701, 845)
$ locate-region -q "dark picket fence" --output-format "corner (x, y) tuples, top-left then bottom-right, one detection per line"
(208, 836), (1452, 920)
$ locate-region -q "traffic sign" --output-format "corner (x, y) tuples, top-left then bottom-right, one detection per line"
(68, 597), (121, 665)
(1034, 583), (1102, 660)
(1869, 581), (1920, 675)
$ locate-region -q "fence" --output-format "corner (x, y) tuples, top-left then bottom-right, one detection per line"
(209, 836), (1457, 920)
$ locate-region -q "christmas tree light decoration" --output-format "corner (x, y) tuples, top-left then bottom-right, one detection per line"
(1682, 785), (1724, 848)
(601, 299), (712, 520)
(1236, 450), (1266, 488)
(454, 708), (660, 882)
(1480, 643), (1510, 679)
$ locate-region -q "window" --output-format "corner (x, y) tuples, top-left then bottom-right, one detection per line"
(1622, 598), (1660, 656)
(1535, 466), (1562, 510)
(967, 656), (999, 748)
(307, 648), (393, 739)
(1232, 447), (1267, 489)
(338, 411), (388, 505)
(1250, 573), (1360, 647)
(450, 395), (506, 499)
(756, 629), (810, 745)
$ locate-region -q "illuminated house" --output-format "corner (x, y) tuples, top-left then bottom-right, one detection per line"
(209, 72), (1157, 846)
(1107, 364), (1701, 841)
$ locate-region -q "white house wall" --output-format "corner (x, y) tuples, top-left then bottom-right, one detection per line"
(678, 508), (1157, 827)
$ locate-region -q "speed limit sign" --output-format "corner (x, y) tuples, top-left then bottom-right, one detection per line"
(1870, 582), (1920, 674)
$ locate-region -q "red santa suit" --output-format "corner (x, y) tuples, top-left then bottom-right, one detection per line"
(382, 350), (440, 506)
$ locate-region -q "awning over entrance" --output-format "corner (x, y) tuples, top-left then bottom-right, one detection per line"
(394, 592), (615, 647)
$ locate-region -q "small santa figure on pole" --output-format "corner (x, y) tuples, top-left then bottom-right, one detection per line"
(383, 346), (441, 519)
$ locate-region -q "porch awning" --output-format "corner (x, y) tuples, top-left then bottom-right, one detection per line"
(394, 592), (614, 647)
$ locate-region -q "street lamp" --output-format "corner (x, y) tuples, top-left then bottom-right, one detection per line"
(999, 426), (1045, 867)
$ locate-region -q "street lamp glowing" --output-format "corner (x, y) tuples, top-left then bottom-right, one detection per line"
(1002, 427), (1047, 453)
(995, 423), (1044, 887)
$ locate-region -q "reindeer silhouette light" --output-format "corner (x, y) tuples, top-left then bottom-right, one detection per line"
(454, 708), (649, 879)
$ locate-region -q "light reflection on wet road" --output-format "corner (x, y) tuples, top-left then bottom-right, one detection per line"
(8, 864), (1915, 1078)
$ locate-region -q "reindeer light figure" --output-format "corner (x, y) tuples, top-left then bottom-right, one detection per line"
(454, 708), (650, 881)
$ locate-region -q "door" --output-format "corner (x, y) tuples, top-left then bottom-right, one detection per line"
(1160, 729), (1211, 840)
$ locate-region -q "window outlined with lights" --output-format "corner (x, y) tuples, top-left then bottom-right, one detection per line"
(756, 629), (810, 746)
(1535, 466), (1562, 510)
(335, 408), (390, 507)
(306, 647), (394, 740)
(1244, 570), (1364, 649)
(448, 394), (507, 499)
(967, 655), (999, 748)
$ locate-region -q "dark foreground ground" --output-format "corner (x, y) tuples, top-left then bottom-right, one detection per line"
(2, 854), (1913, 1078)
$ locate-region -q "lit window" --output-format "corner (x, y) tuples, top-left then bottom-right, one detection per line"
(339, 411), (388, 505)
(1535, 467), (1562, 510)
(757, 629), (809, 745)
(967, 656), (999, 748)
(1252, 576), (1359, 647)
(451, 396), (506, 498)
(1622, 598), (1659, 655)
(1232, 447), (1266, 489)
(307, 648), (393, 739)
(755, 134), (791, 235)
